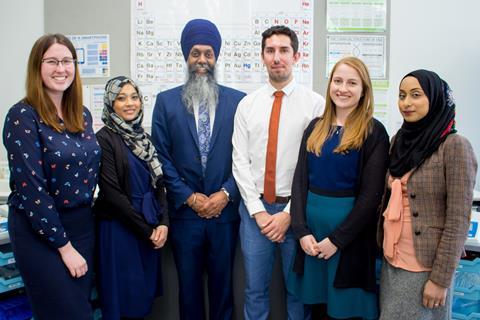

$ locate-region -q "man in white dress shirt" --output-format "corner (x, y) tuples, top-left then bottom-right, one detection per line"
(232, 25), (325, 320)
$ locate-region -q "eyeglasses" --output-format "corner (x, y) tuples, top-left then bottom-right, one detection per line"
(42, 58), (76, 67)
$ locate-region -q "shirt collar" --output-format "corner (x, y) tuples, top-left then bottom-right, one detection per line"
(267, 78), (296, 97)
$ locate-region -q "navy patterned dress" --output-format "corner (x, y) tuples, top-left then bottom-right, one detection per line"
(2, 102), (101, 320)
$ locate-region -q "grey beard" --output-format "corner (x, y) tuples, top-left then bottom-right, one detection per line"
(181, 64), (219, 114)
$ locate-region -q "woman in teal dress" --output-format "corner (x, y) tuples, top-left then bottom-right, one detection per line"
(287, 57), (389, 319)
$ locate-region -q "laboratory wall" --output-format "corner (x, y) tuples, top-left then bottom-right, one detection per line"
(0, 0), (44, 193)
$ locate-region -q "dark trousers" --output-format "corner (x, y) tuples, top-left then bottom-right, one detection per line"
(170, 219), (238, 320)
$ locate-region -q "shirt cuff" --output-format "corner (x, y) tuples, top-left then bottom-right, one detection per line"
(283, 201), (291, 213)
(51, 234), (70, 249)
(245, 198), (266, 217)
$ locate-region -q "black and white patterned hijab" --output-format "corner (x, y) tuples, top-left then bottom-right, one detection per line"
(102, 76), (163, 187)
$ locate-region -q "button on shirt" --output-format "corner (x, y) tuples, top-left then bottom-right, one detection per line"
(232, 79), (325, 216)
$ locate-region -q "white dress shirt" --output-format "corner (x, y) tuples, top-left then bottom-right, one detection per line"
(232, 79), (325, 216)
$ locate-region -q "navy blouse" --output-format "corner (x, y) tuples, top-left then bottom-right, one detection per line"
(307, 126), (360, 192)
(3, 102), (101, 248)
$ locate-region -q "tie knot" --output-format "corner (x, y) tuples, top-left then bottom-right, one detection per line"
(274, 91), (284, 98)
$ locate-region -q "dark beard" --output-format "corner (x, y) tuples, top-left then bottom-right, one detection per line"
(181, 63), (219, 114)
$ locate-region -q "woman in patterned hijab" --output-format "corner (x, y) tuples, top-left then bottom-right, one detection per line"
(94, 76), (168, 319)
(102, 76), (163, 184)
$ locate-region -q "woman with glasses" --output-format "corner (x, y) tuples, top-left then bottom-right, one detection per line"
(2, 34), (101, 319)
(94, 76), (168, 320)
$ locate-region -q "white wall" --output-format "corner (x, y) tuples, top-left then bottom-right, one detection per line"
(1, 0), (479, 189)
(0, 0), (44, 192)
(388, 0), (480, 189)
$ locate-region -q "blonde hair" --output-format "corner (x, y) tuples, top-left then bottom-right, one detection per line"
(307, 56), (373, 155)
(24, 34), (84, 133)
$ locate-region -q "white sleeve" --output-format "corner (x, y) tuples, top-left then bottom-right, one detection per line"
(232, 99), (266, 216)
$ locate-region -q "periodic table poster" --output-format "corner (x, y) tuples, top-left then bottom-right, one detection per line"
(131, 0), (314, 126)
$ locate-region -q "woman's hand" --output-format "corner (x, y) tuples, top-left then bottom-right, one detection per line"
(300, 234), (319, 256)
(423, 279), (447, 309)
(58, 242), (88, 278)
(150, 225), (168, 249)
(314, 237), (338, 260)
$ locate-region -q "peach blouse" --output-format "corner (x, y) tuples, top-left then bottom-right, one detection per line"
(383, 173), (431, 272)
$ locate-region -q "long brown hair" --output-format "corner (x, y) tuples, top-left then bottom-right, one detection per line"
(307, 56), (374, 155)
(24, 34), (84, 133)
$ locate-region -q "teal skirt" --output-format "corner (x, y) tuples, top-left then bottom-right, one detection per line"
(287, 191), (378, 319)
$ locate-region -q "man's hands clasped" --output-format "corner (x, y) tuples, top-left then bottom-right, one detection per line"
(254, 211), (291, 243)
(187, 191), (229, 219)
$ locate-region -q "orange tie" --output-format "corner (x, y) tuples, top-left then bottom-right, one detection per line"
(263, 90), (284, 203)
